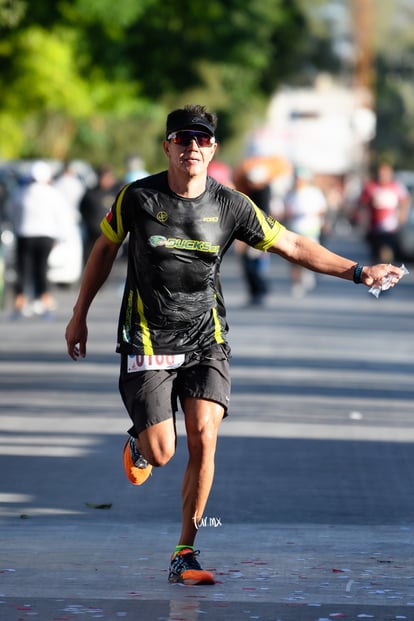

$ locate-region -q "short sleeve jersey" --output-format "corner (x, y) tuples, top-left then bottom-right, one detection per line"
(101, 171), (284, 355)
(360, 180), (409, 232)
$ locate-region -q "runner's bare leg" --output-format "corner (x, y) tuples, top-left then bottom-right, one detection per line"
(178, 397), (224, 546)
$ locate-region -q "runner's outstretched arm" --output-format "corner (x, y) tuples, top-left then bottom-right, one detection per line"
(270, 229), (404, 288)
(65, 234), (121, 360)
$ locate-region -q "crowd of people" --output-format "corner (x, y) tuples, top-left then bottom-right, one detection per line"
(1, 134), (411, 319)
(208, 155), (412, 304)
(1, 156), (147, 318)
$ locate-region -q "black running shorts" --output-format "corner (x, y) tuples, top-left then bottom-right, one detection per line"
(119, 344), (231, 436)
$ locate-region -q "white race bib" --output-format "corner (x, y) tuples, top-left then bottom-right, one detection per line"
(127, 353), (185, 373)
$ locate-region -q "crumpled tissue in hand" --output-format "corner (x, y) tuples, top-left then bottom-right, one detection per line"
(369, 264), (409, 298)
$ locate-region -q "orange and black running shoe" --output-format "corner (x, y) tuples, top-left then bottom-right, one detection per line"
(168, 548), (215, 585)
(122, 436), (152, 486)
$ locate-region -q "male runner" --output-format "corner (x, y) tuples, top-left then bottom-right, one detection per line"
(65, 104), (403, 586)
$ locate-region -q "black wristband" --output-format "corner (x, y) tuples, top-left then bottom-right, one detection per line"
(353, 263), (364, 284)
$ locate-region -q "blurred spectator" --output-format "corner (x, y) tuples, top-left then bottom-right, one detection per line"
(7, 161), (70, 318)
(232, 155), (292, 306)
(50, 162), (85, 285)
(283, 167), (328, 298)
(124, 155), (148, 183)
(233, 162), (273, 306)
(357, 160), (411, 263)
(79, 165), (120, 263)
(207, 160), (234, 188)
(53, 162), (85, 220)
(240, 184), (272, 306)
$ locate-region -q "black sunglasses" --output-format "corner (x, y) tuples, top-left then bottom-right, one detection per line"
(167, 130), (215, 148)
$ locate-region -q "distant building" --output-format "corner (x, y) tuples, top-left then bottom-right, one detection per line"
(246, 75), (376, 178)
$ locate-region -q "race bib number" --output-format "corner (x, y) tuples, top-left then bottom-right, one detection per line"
(127, 353), (185, 373)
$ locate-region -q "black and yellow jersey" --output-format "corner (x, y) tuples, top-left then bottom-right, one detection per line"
(101, 171), (285, 355)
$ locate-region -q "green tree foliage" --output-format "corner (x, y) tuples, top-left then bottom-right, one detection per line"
(372, 53), (414, 169)
(368, 1), (414, 169)
(0, 0), (25, 28)
(0, 0), (331, 169)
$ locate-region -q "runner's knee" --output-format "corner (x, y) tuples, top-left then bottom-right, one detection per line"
(138, 424), (176, 467)
(148, 445), (175, 467)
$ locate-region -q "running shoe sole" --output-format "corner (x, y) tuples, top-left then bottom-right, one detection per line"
(122, 438), (152, 485)
(169, 569), (215, 585)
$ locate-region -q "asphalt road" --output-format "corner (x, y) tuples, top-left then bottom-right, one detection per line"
(1, 226), (414, 621)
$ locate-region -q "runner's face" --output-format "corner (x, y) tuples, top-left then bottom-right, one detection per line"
(164, 134), (217, 178)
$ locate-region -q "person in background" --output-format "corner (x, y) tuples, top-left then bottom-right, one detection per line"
(239, 184), (272, 306)
(357, 159), (411, 263)
(8, 161), (69, 318)
(233, 162), (273, 306)
(53, 162), (85, 217)
(65, 104), (404, 588)
(207, 159), (234, 188)
(79, 165), (120, 263)
(124, 155), (149, 183)
(283, 167), (328, 298)
(52, 162), (86, 283)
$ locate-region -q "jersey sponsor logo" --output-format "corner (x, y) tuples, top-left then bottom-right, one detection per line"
(167, 238), (220, 252)
(202, 216), (219, 222)
(157, 211), (168, 223)
(148, 236), (219, 253)
(149, 235), (168, 247)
